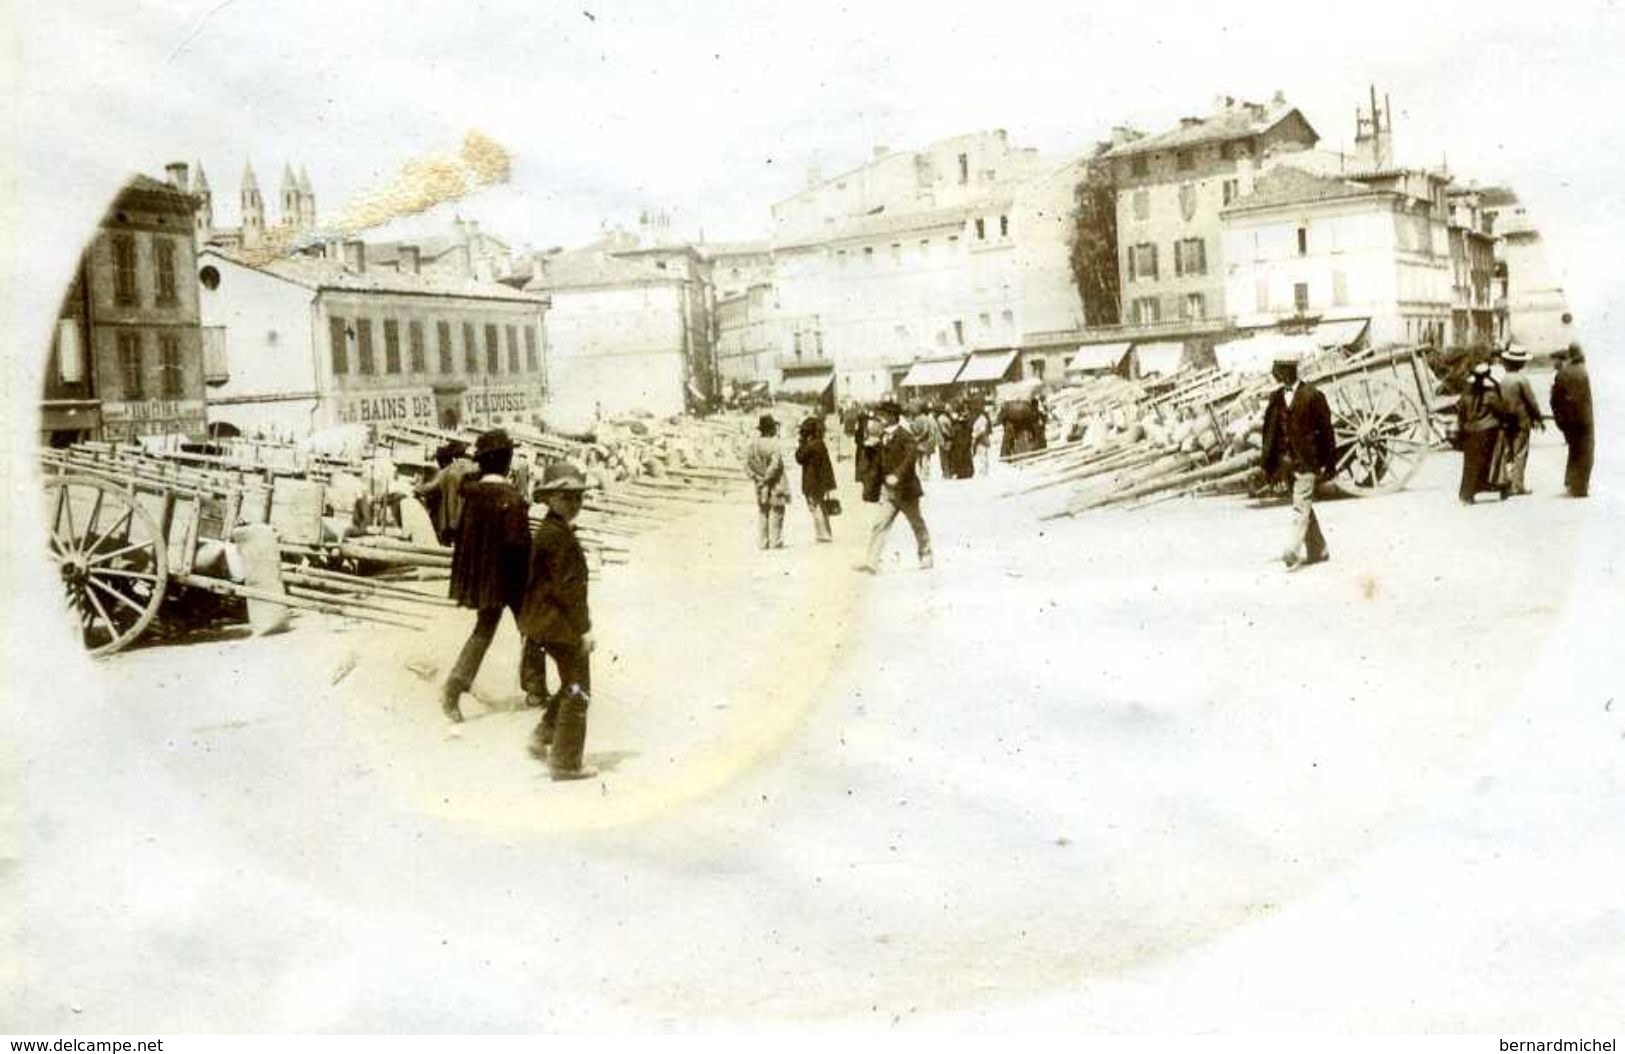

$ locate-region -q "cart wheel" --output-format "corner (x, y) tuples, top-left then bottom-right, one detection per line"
(45, 475), (169, 656)
(1327, 375), (1432, 497)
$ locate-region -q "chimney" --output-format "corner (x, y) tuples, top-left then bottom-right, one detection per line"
(342, 239), (366, 274)
(399, 244), (421, 275)
(165, 162), (190, 192)
(873, 145), (890, 160)
(1272, 89), (1286, 108)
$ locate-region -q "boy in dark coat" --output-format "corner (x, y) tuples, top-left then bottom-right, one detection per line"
(1550, 343), (1594, 497)
(518, 461), (598, 781)
(855, 398), (933, 574)
(1260, 349), (1337, 571)
(442, 429), (542, 722)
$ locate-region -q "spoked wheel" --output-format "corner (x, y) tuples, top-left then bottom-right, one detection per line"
(1327, 374), (1432, 497)
(45, 475), (169, 656)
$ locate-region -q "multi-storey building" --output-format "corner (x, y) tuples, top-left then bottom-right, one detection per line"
(1446, 187), (1501, 348)
(1478, 186), (1574, 354)
(196, 240), (548, 438)
(41, 172), (208, 446)
(1104, 94), (1320, 348)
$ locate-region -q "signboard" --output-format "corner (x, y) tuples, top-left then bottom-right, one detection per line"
(463, 384), (545, 426)
(333, 388), (438, 427)
(100, 399), (206, 439)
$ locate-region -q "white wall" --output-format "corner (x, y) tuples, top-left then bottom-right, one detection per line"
(197, 254), (320, 437)
(542, 283), (687, 418)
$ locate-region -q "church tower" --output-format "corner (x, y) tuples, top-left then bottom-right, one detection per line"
(297, 165), (316, 230)
(280, 163), (300, 231)
(193, 160), (213, 242)
(241, 161), (265, 249)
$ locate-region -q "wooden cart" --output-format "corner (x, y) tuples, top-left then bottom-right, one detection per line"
(1309, 344), (1440, 497)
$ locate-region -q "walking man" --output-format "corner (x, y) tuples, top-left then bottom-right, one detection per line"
(1260, 348), (1337, 571)
(855, 397), (933, 574)
(1497, 344), (1545, 496)
(1550, 343), (1594, 497)
(743, 413), (789, 549)
(442, 429), (541, 722)
(518, 462), (598, 781)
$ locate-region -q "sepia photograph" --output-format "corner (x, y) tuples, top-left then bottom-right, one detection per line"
(2, 0), (1622, 1039)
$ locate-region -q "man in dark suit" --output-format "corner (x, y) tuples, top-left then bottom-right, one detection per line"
(855, 397), (933, 574)
(1550, 343), (1594, 497)
(1261, 348), (1338, 571)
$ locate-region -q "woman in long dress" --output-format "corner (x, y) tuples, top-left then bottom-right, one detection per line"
(1457, 363), (1511, 504)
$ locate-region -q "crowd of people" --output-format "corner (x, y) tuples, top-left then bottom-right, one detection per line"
(1455, 341), (1594, 504)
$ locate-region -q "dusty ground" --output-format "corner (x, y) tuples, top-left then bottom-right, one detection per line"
(3, 429), (1621, 1032)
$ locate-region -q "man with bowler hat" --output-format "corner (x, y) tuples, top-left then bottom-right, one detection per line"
(519, 461), (599, 780)
(442, 429), (544, 722)
(855, 397), (933, 574)
(1261, 347), (1337, 571)
(1550, 342), (1594, 497)
(743, 413), (790, 549)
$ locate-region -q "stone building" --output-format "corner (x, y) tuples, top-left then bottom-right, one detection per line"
(41, 172), (208, 446)
(196, 240), (548, 437)
(1478, 186), (1574, 354)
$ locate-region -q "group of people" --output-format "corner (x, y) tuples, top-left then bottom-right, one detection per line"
(438, 429), (601, 781)
(1457, 342), (1594, 503)
(903, 401), (993, 481)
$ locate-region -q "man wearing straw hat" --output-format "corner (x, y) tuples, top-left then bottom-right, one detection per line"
(1497, 343), (1546, 496)
(1261, 347), (1336, 571)
(518, 460), (599, 781)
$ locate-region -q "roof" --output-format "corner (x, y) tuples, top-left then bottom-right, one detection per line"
(1104, 102), (1314, 159)
(116, 174), (200, 213)
(776, 199), (1003, 251)
(524, 248), (685, 292)
(700, 239), (772, 259)
(1223, 166), (1387, 213)
(203, 246), (544, 303)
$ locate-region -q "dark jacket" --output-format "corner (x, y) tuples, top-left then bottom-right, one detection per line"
(1457, 382), (1510, 434)
(1550, 361), (1593, 434)
(1261, 382), (1337, 480)
(517, 512), (591, 645)
(878, 423), (924, 501)
(448, 477), (531, 610)
(795, 434), (836, 498)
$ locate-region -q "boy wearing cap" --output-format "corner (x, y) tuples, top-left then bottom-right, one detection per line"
(855, 397), (933, 574)
(518, 461), (598, 781)
(1497, 345), (1545, 496)
(442, 429), (539, 722)
(1261, 349), (1337, 571)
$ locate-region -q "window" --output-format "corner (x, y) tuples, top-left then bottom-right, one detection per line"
(356, 319), (375, 375)
(1294, 282), (1310, 313)
(1175, 237), (1207, 276)
(836, 249), (848, 268)
(1222, 178), (1240, 206)
(409, 321), (426, 373)
(112, 235), (138, 305)
(953, 320), (964, 344)
(1220, 141), (1234, 161)
(1333, 270), (1349, 307)
(506, 325), (519, 372)
(437, 321), (453, 373)
(863, 246), (874, 264)
(978, 311), (991, 328)
(160, 334), (183, 397)
(383, 319), (402, 374)
(890, 242), (902, 265)
(975, 218), (986, 240)
(958, 153), (969, 184)
(793, 331), (803, 357)
(1127, 242), (1158, 282)
(1131, 155), (1148, 178)
(463, 322), (479, 374)
(1029, 359), (1046, 380)
(117, 331), (143, 398)
(815, 330), (824, 357)
(947, 235), (959, 247)
(893, 324), (909, 341)
(1132, 297), (1161, 325)
(1132, 190), (1150, 221)
(999, 214), (1009, 237)
(1176, 149), (1194, 171)
(524, 327), (538, 371)
(199, 265), (221, 290)
(919, 239), (930, 256)
(1297, 226), (1308, 256)
(484, 324), (500, 373)
(329, 316), (349, 375)
(1001, 309), (1014, 328)
(154, 240), (178, 305)
(1184, 293), (1206, 321)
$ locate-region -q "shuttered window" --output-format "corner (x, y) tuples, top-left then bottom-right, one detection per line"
(118, 331), (143, 399)
(383, 319), (402, 374)
(409, 321), (426, 373)
(437, 321), (454, 373)
(329, 316), (349, 375)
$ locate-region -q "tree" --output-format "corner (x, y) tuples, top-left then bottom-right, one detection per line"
(1067, 155), (1121, 327)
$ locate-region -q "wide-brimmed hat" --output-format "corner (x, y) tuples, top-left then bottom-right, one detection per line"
(535, 461), (589, 493)
(757, 413), (778, 435)
(1500, 344), (1531, 364)
(473, 428), (514, 458)
(1272, 347), (1304, 365)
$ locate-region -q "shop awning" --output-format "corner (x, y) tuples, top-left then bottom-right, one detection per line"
(1213, 332), (1318, 375)
(900, 356), (969, 388)
(1133, 341), (1185, 377)
(1068, 341), (1132, 372)
(777, 370), (835, 396)
(1310, 317), (1370, 351)
(955, 349), (1019, 384)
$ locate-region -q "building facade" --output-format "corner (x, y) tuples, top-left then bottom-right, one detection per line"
(1479, 187), (1574, 354)
(41, 173), (208, 446)
(197, 241), (548, 438)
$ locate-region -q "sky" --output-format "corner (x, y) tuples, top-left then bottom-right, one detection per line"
(7, 0), (1625, 257)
